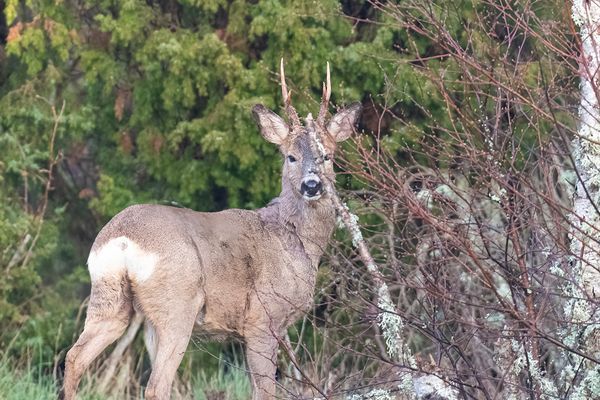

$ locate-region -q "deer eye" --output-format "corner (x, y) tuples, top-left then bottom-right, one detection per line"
(324, 154), (331, 161)
(287, 155), (297, 163)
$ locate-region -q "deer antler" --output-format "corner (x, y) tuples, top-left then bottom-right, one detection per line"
(280, 58), (301, 130)
(316, 61), (331, 126)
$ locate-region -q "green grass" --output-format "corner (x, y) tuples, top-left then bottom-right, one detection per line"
(0, 359), (57, 400)
(0, 354), (250, 400)
(193, 365), (251, 400)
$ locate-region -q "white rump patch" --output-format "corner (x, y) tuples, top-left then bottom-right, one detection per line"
(87, 236), (158, 282)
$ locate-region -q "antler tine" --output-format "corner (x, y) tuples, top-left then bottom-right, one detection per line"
(280, 58), (289, 105)
(325, 61), (331, 101)
(317, 61), (331, 126)
(280, 58), (301, 129)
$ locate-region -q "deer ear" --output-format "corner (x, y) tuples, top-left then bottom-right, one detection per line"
(327, 102), (362, 142)
(252, 104), (289, 145)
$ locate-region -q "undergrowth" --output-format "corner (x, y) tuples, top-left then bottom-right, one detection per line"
(0, 353), (250, 400)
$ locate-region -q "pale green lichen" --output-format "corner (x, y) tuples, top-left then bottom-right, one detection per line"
(347, 209), (363, 247)
(507, 340), (558, 399)
(347, 388), (395, 400)
(338, 201), (364, 248)
(569, 364), (600, 400)
(366, 262), (378, 274)
(415, 189), (433, 209)
(413, 375), (458, 399)
(398, 373), (416, 398)
(561, 3), (600, 397)
(570, 0), (600, 303)
(377, 283), (405, 361)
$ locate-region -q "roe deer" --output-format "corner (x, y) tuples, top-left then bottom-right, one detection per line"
(62, 60), (361, 400)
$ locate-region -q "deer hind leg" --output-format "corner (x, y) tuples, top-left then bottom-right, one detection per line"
(142, 294), (203, 400)
(62, 275), (133, 400)
(144, 320), (158, 366)
(245, 330), (279, 400)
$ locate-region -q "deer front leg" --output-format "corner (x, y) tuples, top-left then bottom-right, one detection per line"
(245, 332), (279, 400)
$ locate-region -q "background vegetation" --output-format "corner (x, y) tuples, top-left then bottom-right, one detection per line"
(1, 0), (596, 399)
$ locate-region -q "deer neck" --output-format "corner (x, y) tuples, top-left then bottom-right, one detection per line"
(260, 178), (336, 267)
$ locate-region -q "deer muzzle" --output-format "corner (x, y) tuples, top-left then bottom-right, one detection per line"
(301, 178), (323, 200)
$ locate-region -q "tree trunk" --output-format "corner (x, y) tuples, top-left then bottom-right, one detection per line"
(571, 0), (600, 357)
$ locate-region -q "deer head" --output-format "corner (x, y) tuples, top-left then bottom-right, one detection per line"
(252, 60), (362, 202)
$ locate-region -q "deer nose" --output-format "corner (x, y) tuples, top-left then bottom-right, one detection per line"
(301, 179), (322, 197)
